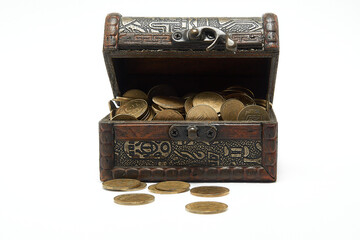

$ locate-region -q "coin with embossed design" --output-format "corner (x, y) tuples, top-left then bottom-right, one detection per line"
(185, 201), (228, 214)
(103, 178), (141, 191)
(115, 99), (148, 119)
(153, 109), (184, 121)
(186, 105), (218, 121)
(123, 89), (148, 100)
(114, 193), (155, 205)
(190, 186), (230, 197)
(220, 98), (245, 121)
(237, 105), (270, 121)
(192, 91), (225, 113)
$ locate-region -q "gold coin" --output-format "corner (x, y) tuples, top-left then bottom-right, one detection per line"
(152, 96), (185, 110)
(112, 96), (133, 105)
(186, 105), (219, 121)
(192, 92), (225, 113)
(103, 178), (141, 191)
(148, 184), (188, 194)
(114, 193), (155, 205)
(123, 182), (147, 192)
(147, 84), (177, 100)
(184, 97), (193, 113)
(254, 98), (272, 109)
(151, 103), (162, 113)
(225, 93), (255, 106)
(122, 89), (148, 100)
(115, 99), (148, 119)
(112, 114), (137, 121)
(190, 186), (230, 197)
(220, 98), (245, 121)
(155, 181), (190, 191)
(185, 201), (228, 214)
(146, 109), (156, 121)
(153, 109), (184, 121)
(237, 105), (270, 121)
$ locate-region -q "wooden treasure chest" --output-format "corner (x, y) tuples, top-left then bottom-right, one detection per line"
(99, 13), (279, 182)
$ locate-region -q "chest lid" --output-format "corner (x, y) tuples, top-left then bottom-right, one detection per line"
(103, 13), (279, 103)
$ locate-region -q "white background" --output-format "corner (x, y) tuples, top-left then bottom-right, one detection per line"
(1, 0), (359, 239)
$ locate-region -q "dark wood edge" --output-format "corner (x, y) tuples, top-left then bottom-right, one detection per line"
(113, 123), (262, 141)
(261, 121), (277, 181)
(103, 13), (121, 50)
(100, 166), (275, 182)
(263, 13), (279, 51)
(99, 121), (115, 174)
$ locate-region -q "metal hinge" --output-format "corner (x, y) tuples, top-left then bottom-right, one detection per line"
(171, 26), (237, 52)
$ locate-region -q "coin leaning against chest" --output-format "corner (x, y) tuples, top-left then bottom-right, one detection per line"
(186, 105), (219, 121)
(116, 99), (148, 119)
(185, 201), (228, 214)
(192, 91), (225, 113)
(114, 193), (155, 205)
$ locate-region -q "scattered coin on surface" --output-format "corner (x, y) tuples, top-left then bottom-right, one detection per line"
(123, 182), (147, 192)
(155, 181), (190, 191)
(185, 201), (228, 214)
(190, 186), (230, 197)
(114, 193), (155, 205)
(103, 178), (141, 191)
(148, 184), (188, 194)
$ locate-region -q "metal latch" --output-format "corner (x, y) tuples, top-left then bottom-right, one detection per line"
(171, 26), (237, 52)
(169, 124), (217, 141)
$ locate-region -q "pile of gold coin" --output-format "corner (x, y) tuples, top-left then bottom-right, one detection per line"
(108, 85), (271, 121)
(103, 178), (229, 214)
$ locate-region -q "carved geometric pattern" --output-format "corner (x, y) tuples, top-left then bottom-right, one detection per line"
(118, 17), (263, 34)
(114, 140), (262, 167)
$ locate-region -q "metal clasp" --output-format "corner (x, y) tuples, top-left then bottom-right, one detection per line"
(172, 26), (237, 52)
(169, 124), (217, 142)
